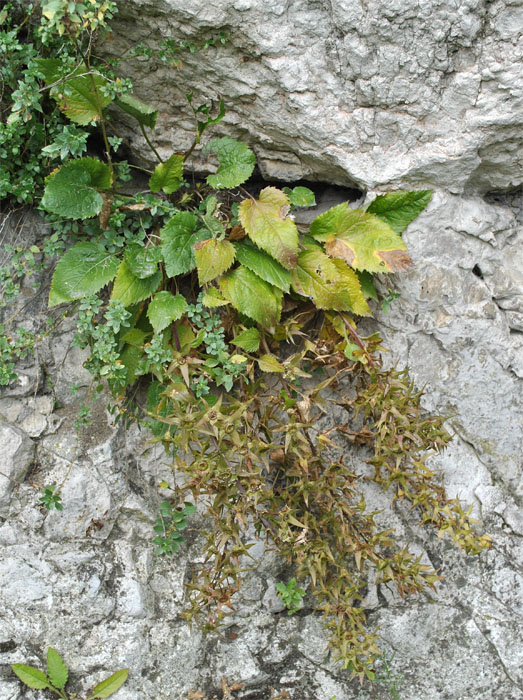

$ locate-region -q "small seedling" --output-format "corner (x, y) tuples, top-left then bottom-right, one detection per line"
(275, 578), (306, 615)
(12, 647), (129, 699)
(40, 485), (63, 511)
(374, 652), (404, 700)
(153, 501), (197, 555)
(380, 290), (401, 313)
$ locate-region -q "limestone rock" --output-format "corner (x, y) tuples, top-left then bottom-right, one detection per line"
(106, 0), (523, 192)
(0, 422), (35, 516)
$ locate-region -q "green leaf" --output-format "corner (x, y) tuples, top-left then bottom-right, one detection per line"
(149, 154), (184, 194)
(201, 287), (229, 307)
(310, 204), (412, 273)
(160, 212), (209, 277)
(115, 94), (158, 129)
(257, 354), (284, 373)
(119, 343), (143, 385)
(194, 239), (236, 284)
(282, 186), (316, 208)
(147, 292), (188, 332)
(366, 190), (432, 234)
(47, 648), (68, 690)
(11, 664), (51, 690)
(42, 158), (112, 219)
(111, 261), (162, 306)
(357, 270), (379, 301)
(231, 328), (260, 352)
(219, 266), (282, 328)
(205, 137), (256, 189)
(124, 243), (162, 279)
(120, 328), (149, 346)
(49, 242), (119, 307)
(239, 187), (299, 270)
(235, 240), (291, 292)
(290, 249), (370, 315)
(87, 668), (129, 699)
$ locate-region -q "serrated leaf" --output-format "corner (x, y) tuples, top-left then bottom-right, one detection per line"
(58, 74), (111, 124)
(149, 154), (184, 194)
(357, 270), (379, 301)
(42, 158), (112, 219)
(231, 328), (260, 352)
(111, 261), (161, 306)
(11, 664), (50, 690)
(366, 190), (432, 234)
(257, 354), (284, 373)
(193, 238), (236, 284)
(124, 243), (162, 279)
(310, 204), (412, 273)
(147, 291), (188, 332)
(234, 240), (291, 292)
(290, 249), (370, 314)
(115, 94), (158, 129)
(201, 287), (229, 307)
(87, 668), (129, 699)
(282, 186), (316, 208)
(239, 187), (299, 270)
(205, 137), (255, 189)
(219, 266), (282, 328)
(119, 343), (143, 385)
(160, 212), (209, 277)
(47, 648), (68, 690)
(49, 241), (119, 307)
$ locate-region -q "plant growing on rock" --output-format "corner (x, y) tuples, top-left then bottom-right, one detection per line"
(1, 0), (492, 683)
(12, 647), (128, 699)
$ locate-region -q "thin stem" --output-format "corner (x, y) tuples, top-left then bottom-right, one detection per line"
(140, 123), (163, 163)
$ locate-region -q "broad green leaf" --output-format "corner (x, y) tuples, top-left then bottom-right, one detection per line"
(115, 94), (158, 129)
(11, 665), (50, 690)
(310, 204), (412, 273)
(366, 190), (432, 234)
(111, 261), (161, 306)
(42, 158), (112, 219)
(235, 240), (291, 292)
(194, 239), (236, 284)
(124, 243), (162, 279)
(38, 60), (112, 125)
(257, 354), (284, 373)
(87, 668), (129, 699)
(231, 328), (260, 352)
(147, 291), (188, 332)
(120, 328), (149, 346)
(357, 270), (379, 301)
(119, 343), (143, 385)
(282, 186), (316, 208)
(205, 137), (256, 189)
(239, 187), (299, 270)
(201, 287), (229, 307)
(290, 249), (370, 314)
(49, 241), (119, 307)
(160, 212), (209, 277)
(47, 648), (68, 690)
(149, 154), (184, 194)
(219, 266), (282, 328)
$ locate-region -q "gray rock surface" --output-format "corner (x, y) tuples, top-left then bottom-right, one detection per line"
(1, 1), (523, 698)
(106, 0), (523, 193)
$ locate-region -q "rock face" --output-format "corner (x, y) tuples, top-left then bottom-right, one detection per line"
(107, 0), (523, 193)
(1, 2), (523, 699)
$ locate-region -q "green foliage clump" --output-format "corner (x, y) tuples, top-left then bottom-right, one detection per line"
(12, 647), (128, 699)
(276, 578), (306, 615)
(0, 0), (492, 685)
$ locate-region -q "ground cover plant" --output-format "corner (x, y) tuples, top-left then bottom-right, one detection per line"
(0, 0), (492, 688)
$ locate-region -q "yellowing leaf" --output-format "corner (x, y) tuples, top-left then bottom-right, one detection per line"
(239, 187), (299, 270)
(310, 204), (412, 273)
(219, 265), (282, 328)
(290, 249), (370, 315)
(193, 239), (236, 284)
(257, 354), (284, 373)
